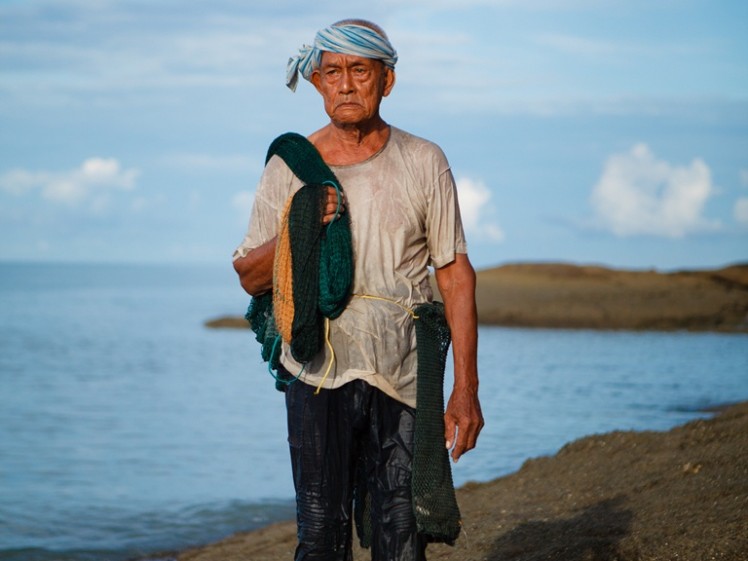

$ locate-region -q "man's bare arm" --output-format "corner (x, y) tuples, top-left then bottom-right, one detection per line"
(234, 237), (276, 296)
(434, 252), (484, 462)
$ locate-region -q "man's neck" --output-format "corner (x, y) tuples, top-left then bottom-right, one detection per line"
(310, 118), (390, 166)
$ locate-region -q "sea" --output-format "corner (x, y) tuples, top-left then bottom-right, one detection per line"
(1, 262), (746, 561)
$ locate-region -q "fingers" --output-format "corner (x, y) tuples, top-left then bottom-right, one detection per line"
(450, 427), (476, 462)
(321, 186), (346, 224)
(449, 425), (468, 463)
(444, 398), (484, 463)
(450, 416), (482, 463)
(444, 416), (456, 452)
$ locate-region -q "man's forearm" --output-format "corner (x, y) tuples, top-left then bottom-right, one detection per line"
(440, 257), (479, 391)
(234, 237), (277, 296)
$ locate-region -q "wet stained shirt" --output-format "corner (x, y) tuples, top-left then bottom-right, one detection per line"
(233, 127), (467, 407)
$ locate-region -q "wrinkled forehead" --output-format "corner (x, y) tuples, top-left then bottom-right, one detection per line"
(317, 51), (387, 68)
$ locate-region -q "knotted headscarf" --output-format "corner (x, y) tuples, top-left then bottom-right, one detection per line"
(286, 23), (398, 92)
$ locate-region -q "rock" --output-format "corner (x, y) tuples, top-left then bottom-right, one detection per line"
(204, 316), (249, 329)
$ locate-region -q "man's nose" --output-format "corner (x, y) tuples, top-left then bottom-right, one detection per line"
(339, 69), (354, 93)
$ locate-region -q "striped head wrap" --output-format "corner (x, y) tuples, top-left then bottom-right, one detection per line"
(286, 22), (398, 92)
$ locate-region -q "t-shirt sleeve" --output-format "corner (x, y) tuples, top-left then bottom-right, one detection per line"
(232, 156), (299, 261)
(425, 149), (468, 268)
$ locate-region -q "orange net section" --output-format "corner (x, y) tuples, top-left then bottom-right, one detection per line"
(273, 195), (295, 344)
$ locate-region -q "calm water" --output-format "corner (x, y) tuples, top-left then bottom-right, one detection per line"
(1, 262), (746, 561)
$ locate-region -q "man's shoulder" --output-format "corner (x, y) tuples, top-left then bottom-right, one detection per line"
(390, 126), (441, 150)
(389, 127), (449, 166)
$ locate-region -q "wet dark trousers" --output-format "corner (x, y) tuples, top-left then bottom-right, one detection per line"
(285, 378), (427, 561)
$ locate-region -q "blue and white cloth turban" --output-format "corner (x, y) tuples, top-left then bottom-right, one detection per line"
(286, 23), (398, 92)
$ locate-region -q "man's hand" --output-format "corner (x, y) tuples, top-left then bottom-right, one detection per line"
(322, 186), (346, 224)
(234, 186), (346, 295)
(445, 386), (483, 463)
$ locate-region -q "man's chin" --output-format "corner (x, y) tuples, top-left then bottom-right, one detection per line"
(332, 106), (369, 123)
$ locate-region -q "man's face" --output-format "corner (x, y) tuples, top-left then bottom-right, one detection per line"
(311, 52), (395, 127)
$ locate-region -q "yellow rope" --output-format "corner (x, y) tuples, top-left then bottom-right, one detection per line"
(311, 294), (419, 395)
(353, 294), (420, 319)
(313, 318), (336, 395)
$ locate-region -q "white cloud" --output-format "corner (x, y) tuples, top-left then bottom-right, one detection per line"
(734, 198), (748, 227)
(590, 143), (719, 238)
(455, 177), (505, 243)
(0, 158), (139, 206)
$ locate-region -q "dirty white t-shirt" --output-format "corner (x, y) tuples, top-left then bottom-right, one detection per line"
(233, 127), (467, 407)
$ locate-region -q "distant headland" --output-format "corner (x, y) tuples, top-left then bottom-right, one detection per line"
(206, 262), (748, 333)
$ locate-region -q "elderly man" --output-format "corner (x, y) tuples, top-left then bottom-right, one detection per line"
(233, 19), (483, 561)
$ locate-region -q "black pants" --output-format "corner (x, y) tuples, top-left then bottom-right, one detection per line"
(285, 378), (427, 561)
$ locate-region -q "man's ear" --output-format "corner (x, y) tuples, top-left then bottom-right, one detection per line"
(383, 68), (396, 97)
(311, 70), (323, 94)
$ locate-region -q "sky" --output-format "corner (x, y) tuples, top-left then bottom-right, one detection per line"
(1, 0), (747, 271)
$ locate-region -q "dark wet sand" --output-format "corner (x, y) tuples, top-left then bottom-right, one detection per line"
(173, 402), (748, 561)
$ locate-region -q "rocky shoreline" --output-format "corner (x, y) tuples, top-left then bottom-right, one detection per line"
(208, 262), (748, 333)
(166, 402), (747, 561)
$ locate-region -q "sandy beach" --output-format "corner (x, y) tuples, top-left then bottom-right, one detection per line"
(171, 401), (748, 561)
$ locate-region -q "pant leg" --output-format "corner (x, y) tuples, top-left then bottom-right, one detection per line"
(286, 379), (357, 561)
(367, 388), (427, 561)
(285, 378), (426, 561)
